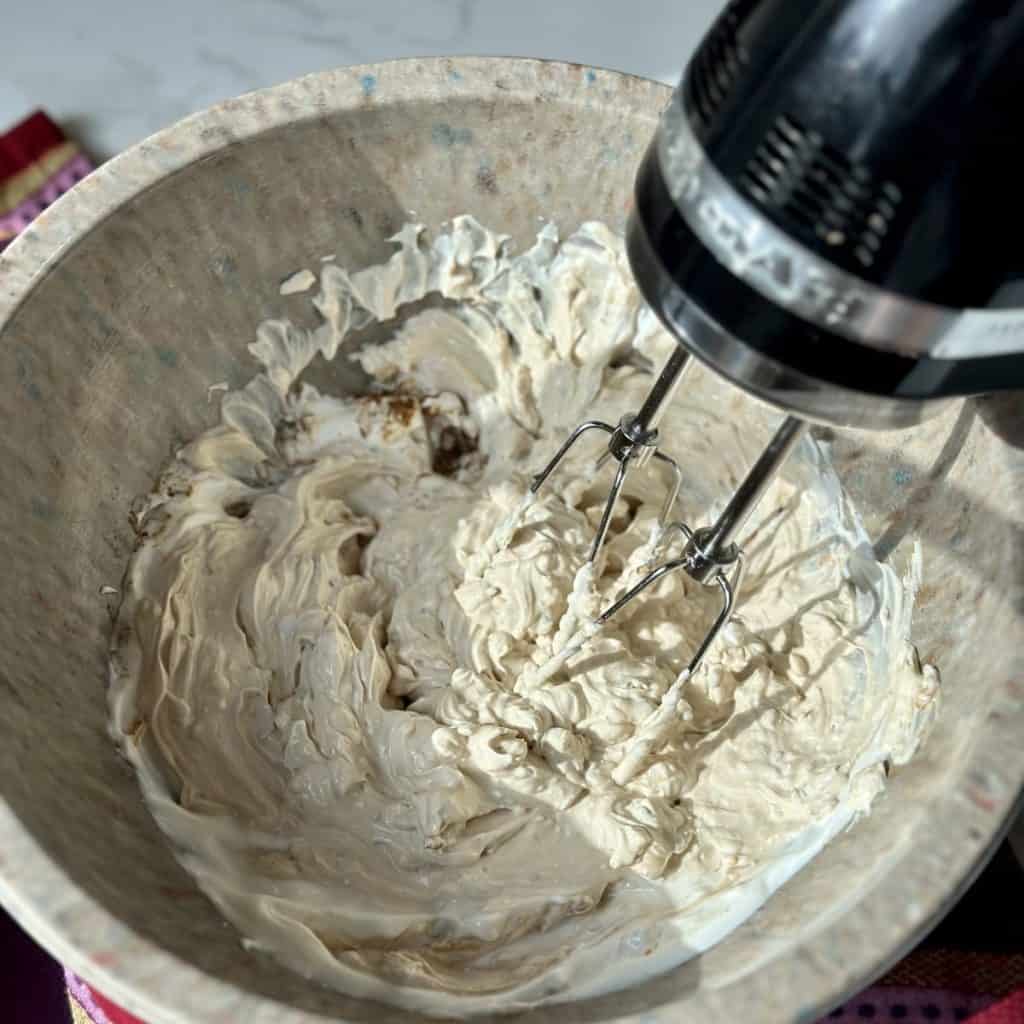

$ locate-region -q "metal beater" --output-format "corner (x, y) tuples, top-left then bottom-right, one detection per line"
(530, 346), (806, 676)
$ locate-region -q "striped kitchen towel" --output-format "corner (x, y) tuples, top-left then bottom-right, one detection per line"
(66, 968), (143, 1024)
(821, 948), (1024, 1022)
(0, 110), (94, 254)
(65, 959), (1024, 1023)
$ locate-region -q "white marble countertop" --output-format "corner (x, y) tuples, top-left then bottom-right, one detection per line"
(4, 0), (725, 158)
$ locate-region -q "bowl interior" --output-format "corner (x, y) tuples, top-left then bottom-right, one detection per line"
(0, 58), (1022, 1024)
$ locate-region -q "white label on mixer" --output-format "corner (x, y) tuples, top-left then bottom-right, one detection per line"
(937, 310), (1024, 358)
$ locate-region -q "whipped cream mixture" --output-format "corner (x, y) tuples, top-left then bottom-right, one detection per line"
(109, 218), (939, 1015)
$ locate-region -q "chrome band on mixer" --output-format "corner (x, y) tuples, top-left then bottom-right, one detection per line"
(625, 212), (953, 429)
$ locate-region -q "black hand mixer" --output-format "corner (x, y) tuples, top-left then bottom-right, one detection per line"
(532, 0), (1024, 677)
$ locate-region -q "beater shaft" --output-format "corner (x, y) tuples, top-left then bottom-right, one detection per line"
(683, 416), (807, 585)
(634, 346), (690, 435)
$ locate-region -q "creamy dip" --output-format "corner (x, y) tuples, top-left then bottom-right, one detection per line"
(109, 218), (939, 1015)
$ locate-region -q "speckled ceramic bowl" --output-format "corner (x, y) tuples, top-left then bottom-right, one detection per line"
(0, 58), (1021, 1024)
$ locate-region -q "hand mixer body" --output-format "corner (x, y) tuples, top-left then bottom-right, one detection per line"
(529, 0), (1024, 681)
(630, 0), (1024, 429)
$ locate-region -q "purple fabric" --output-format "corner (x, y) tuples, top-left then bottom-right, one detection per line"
(820, 986), (997, 1022)
(0, 151), (93, 241)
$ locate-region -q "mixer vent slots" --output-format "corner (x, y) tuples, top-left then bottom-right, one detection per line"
(687, 0), (755, 126)
(740, 113), (903, 269)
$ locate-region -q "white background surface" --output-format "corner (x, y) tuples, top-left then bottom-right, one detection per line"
(4, 0), (726, 159)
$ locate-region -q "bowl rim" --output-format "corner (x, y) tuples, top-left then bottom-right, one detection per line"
(1, 54), (1023, 1024)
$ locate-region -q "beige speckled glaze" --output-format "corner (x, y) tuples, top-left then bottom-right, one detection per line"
(0, 57), (1021, 1024)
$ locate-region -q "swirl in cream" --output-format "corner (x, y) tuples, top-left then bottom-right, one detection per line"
(109, 218), (939, 1014)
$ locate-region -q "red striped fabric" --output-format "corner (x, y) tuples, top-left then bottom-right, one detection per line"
(0, 109), (94, 252)
(0, 111), (65, 175)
